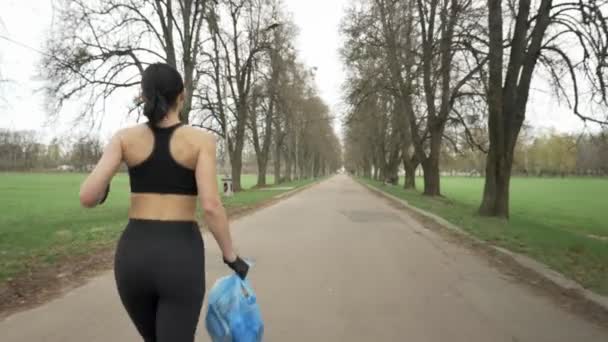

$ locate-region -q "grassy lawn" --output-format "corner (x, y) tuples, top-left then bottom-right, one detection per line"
(0, 172), (314, 283)
(362, 176), (608, 295)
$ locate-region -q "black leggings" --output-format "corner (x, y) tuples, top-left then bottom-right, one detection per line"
(114, 219), (205, 342)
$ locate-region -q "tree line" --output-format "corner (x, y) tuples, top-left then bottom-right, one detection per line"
(41, 0), (341, 191)
(438, 129), (608, 177)
(0, 127), (335, 175)
(0, 129), (102, 171)
(341, 0), (608, 218)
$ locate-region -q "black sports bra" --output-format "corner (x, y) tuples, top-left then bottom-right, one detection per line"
(128, 123), (198, 196)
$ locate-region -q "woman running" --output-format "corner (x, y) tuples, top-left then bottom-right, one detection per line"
(78, 63), (249, 342)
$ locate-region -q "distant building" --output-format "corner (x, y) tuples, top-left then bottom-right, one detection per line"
(57, 164), (75, 171)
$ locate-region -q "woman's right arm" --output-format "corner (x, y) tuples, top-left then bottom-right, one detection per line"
(196, 134), (250, 279)
(79, 131), (123, 208)
(195, 133), (238, 262)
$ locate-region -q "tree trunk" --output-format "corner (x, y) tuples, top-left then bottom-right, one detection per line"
(384, 161), (399, 185)
(257, 159), (267, 187)
(403, 157), (417, 189)
(423, 133), (442, 196)
(299, 156), (307, 179)
(479, 144), (512, 218)
(252, 120), (272, 187)
(254, 97), (274, 187)
(284, 150), (293, 182)
(230, 150), (243, 192)
(181, 60), (194, 123)
(229, 131), (246, 192)
(313, 154), (321, 177)
(229, 101), (249, 192)
(363, 160), (372, 178)
(422, 160), (440, 196)
(274, 140), (282, 184)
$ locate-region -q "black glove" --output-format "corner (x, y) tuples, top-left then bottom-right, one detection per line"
(224, 256), (249, 280)
(98, 184), (110, 205)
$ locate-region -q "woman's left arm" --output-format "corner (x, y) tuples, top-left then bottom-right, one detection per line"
(79, 131), (124, 208)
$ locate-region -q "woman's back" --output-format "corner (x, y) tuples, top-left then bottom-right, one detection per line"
(78, 62), (247, 342)
(121, 123), (208, 221)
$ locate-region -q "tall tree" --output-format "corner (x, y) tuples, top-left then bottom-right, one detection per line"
(376, 0), (419, 188)
(248, 83), (275, 186)
(341, 0), (486, 191)
(201, 0), (278, 191)
(248, 7), (296, 186)
(271, 53), (306, 183)
(341, 2), (406, 185)
(481, 0), (608, 217)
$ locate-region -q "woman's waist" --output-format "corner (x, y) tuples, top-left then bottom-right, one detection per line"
(118, 219), (204, 261)
(129, 193), (197, 221)
(123, 218), (202, 238)
(127, 218), (198, 226)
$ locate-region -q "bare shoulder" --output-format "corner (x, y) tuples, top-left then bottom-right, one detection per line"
(114, 123), (149, 140)
(121, 123), (149, 136)
(112, 124), (151, 150)
(181, 125), (216, 149)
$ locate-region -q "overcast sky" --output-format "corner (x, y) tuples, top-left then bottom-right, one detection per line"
(0, 0), (596, 142)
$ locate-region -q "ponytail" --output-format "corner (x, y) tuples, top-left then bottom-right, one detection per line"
(141, 63), (185, 126)
(143, 91), (170, 125)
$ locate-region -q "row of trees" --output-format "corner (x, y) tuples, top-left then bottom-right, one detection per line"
(342, 0), (608, 218)
(0, 129), (103, 171)
(1, 127), (331, 174)
(439, 129), (608, 176)
(42, 0), (341, 191)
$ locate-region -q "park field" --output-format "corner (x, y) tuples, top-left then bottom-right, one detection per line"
(364, 176), (608, 295)
(0, 172), (314, 284)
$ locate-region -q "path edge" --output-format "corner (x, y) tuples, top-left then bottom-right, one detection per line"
(221, 176), (331, 224)
(356, 178), (608, 313)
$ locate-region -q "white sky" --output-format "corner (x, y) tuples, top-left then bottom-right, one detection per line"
(0, 0), (598, 142)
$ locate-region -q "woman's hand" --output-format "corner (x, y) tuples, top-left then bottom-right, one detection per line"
(224, 255), (250, 280)
(97, 184), (111, 205)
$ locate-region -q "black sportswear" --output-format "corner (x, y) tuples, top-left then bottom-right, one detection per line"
(128, 123), (198, 196)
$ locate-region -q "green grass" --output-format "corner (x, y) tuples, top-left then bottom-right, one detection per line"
(362, 176), (608, 295)
(0, 172), (315, 283)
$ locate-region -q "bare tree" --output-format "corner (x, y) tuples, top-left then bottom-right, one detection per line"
(294, 94), (341, 178)
(480, 0), (608, 218)
(70, 136), (103, 171)
(375, 0), (418, 188)
(43, 0), (210, 125)
(248, 85), (273, 186)
(407, 0), (488, 195)
(341, 0), (486, 191)
(248, 7), (296, 186)
(271, 52), (306, 183)
(341, 1), (410, 186)
(0, 130), (47, 171)
(576, 130), (608, 175)
(199, 0), (278, 191)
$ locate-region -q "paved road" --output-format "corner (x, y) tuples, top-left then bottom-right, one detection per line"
(1, 175), (607, 341)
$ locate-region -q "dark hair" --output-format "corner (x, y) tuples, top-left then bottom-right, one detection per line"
(141, 63), (184, 125)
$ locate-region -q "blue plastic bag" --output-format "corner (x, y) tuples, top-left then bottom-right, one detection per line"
(205, 274), (264, 342)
